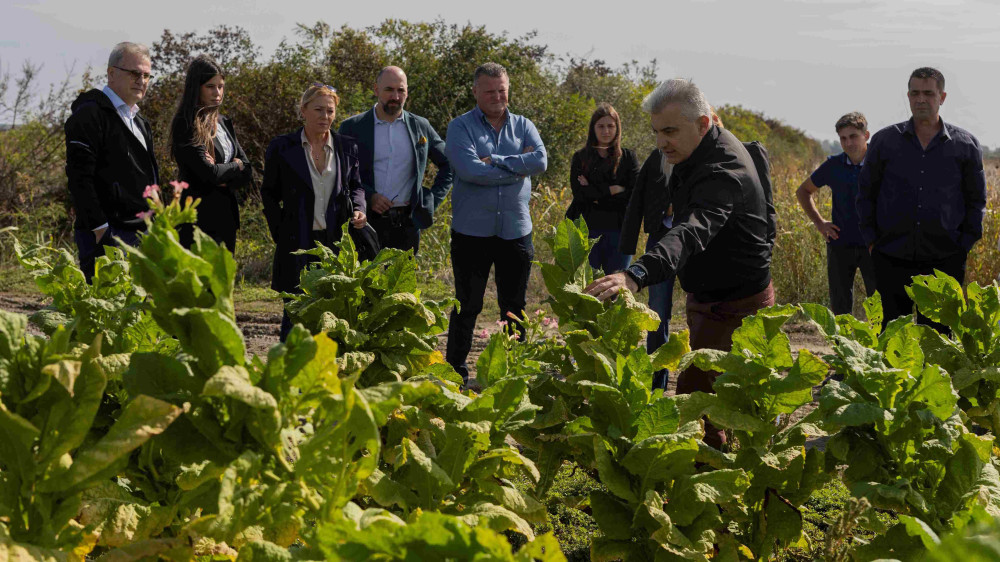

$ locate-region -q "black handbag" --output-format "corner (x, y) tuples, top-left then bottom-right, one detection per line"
(336, 188), (381, 262)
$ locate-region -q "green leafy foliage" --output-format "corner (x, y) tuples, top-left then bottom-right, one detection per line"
(285, 225), (455, 386)
(14, 240), (163, 354)
(676, 304), (831, 559)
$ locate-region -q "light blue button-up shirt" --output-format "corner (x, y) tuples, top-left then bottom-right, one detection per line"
(373, 106), (416, 207)
(446, 106), (546, 239)
(102, 85), (147, 150)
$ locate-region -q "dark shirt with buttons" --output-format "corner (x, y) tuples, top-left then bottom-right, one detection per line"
(857, 118), (986, 261)
(811, 152), (866, 247)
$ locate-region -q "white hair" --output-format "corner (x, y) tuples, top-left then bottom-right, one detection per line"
(659, 155), (674, 180)
(108, 42), (151, 67)
(642, 78), (711, 122)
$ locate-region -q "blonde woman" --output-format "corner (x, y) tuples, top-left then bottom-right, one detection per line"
(261, 83), (367, 340)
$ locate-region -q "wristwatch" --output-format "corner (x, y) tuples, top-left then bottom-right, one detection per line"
(623, 264), (648, 291)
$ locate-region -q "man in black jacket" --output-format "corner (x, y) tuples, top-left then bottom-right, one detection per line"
(587, 79), (774, 448)
(65, 42), (159, 282)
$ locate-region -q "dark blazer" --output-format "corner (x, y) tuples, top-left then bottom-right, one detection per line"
(65, 89), (159, 231)
(620, 149), (672, 255)
(171, 114), (253, 249)
(261, 128), (367, 293)
(338, 108), (452, 229)
(567, 147), (639, 232)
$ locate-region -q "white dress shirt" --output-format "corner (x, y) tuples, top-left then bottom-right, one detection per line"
(102, 85), (147, 150)
(301, 130), (337, 230)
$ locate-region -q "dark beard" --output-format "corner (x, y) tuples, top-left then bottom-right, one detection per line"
(383, 102), (402, 115)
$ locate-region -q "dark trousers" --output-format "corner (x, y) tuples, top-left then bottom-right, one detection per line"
(677, 282), (775, 449)
(446, 230), (534, 382)
(369, 208), (420, 254)
(588, 228), (632, 275)
(279, 229), (338, 342)
(75, 226), (143, 283)
(872, 249), (967, 331)
(645, 237), (675, 390)
(827, 244), (876, 316)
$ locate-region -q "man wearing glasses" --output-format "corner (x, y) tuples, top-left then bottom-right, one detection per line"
(65, 42), (159, 282)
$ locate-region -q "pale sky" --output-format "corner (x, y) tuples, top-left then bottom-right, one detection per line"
(3, 0), (999, 147)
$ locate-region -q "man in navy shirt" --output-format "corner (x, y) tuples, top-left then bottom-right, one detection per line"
(857, 67), (986, 327)
(796, 112), (875, 316)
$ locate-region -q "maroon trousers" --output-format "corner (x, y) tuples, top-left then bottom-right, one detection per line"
(676, 282), (775, 449)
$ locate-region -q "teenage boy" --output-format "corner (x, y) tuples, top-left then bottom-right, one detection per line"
(795, 112), (874, 316)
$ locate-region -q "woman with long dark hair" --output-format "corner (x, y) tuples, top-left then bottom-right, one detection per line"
(567, 102), (639, 273)
(170, 54), (252, 250)
(261, 83), (368, 341)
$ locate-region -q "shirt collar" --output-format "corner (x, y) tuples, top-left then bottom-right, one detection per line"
(300, 129), (334, 150)
(903, 117), (952, 142)
(102, 85), (140, 119)
(473, 105), (509, 128)
(373, 104), (406, 125)
(841, 152), (865, 167)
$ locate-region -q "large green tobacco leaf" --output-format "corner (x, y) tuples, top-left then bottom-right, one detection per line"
(78, 480), (177, 547)
(633, 397), (681, 442)
(621, 423), (702, 493)
(38, 395), (183, 494)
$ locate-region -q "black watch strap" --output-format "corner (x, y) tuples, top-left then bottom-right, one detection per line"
(624, 264), (648, 291)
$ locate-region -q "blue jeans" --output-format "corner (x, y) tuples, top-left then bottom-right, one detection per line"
(589, 228), (632, 274)
(645, 237), (675, 390)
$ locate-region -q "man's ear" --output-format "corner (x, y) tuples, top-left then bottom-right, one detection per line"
(697, 115), (712, 136)
(864, 130), (871, 141)
(940, 91), (947, 105)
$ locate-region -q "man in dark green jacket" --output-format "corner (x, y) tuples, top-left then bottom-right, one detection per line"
(339, 66), (453, 253)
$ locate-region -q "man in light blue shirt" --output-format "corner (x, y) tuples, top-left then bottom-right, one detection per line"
(445, 62), (547, 383)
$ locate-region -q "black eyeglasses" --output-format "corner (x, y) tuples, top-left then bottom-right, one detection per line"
(312, 81), (337, 93)
(113, 66), (154, 83)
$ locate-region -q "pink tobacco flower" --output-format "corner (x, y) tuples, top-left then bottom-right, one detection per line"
(534, 308), (544, 316)
(478, 329), (489, 339)
(496, 320), (508, 327)
(170, 180), (189, 192)
(135, 210), (154, 220)
(142, 184), (160, 198)
(542, 317), (553, 326)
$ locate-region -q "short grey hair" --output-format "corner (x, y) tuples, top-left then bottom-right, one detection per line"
(642, 79), (711, 122)
(473, 62), (508, 86)
(108, 42), (151, 67)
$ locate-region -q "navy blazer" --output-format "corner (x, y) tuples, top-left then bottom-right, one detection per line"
(338, 108), (452, 229)
(261, 128), (366, 292)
